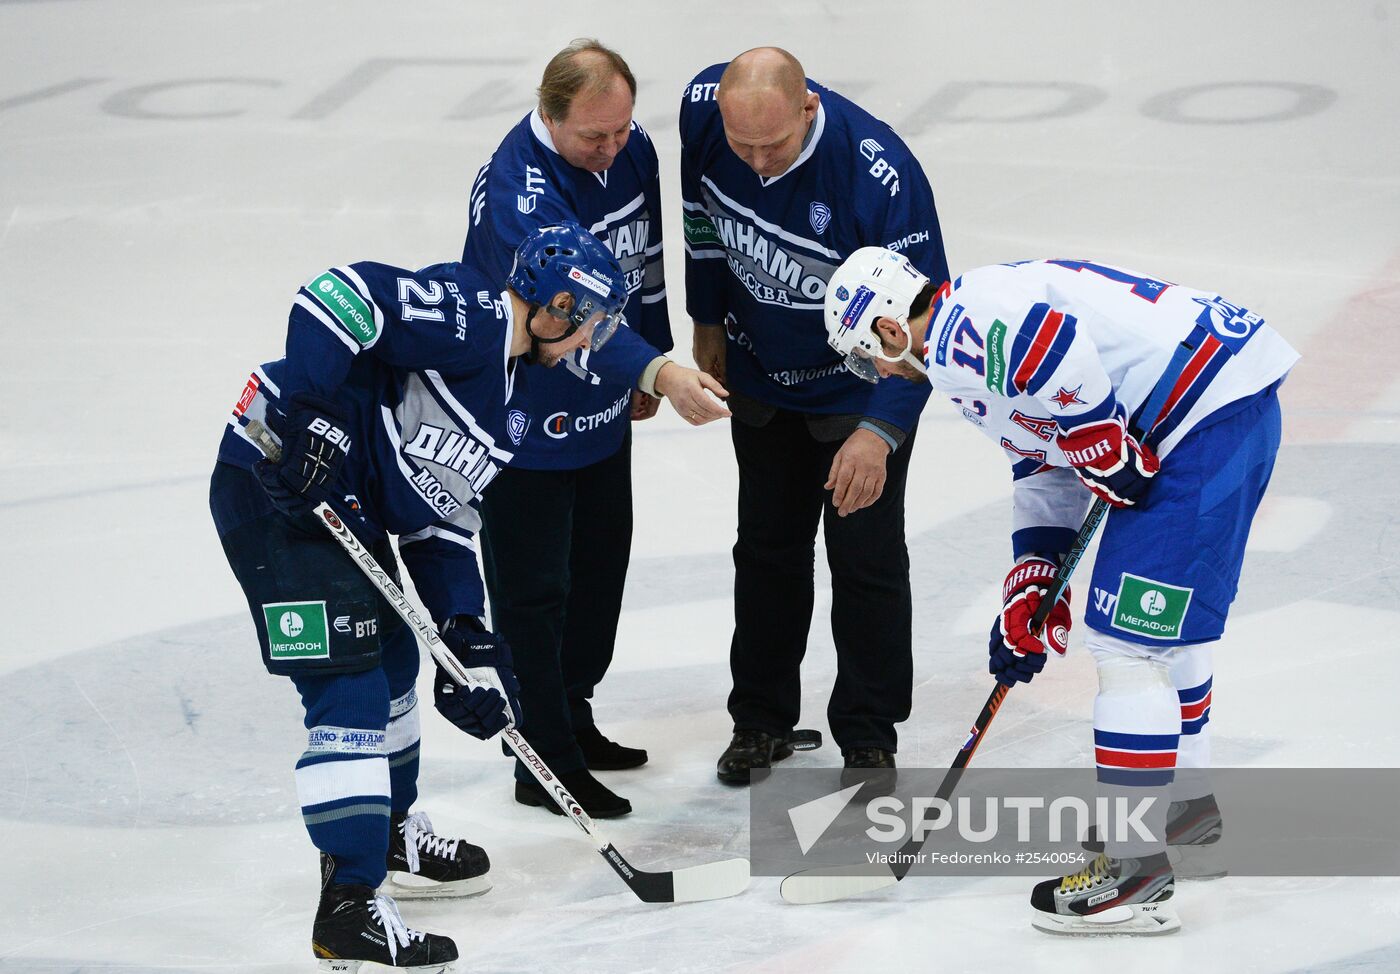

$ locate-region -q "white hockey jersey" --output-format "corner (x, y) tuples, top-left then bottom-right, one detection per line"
(919, 258), (1298, 554)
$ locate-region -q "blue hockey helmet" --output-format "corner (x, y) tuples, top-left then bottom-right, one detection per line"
(508, 222), (628, 350)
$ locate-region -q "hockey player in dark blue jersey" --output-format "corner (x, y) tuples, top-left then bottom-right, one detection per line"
(209, 222), (725, 971)
(680, 48), (950, 785)
(463, 41), (726, 818)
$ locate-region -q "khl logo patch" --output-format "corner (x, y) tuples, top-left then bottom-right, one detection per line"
(809, 201), (832, 235)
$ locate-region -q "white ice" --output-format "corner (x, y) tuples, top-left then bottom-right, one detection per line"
(3, 1), (1399, 971)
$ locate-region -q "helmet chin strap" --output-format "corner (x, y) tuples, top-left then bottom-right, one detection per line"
(874, 319), (928, 375)
(524, 304), (578, 364)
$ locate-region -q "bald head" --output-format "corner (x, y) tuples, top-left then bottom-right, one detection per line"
(718, 47), (806, 109)
(716, 48), (819, 178)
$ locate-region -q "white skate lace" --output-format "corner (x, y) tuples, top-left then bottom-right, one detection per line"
(366, 893), (425, 962)
(401, 811), (462, 875)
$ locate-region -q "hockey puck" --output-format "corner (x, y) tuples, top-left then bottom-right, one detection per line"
(785, 729), (823, 751)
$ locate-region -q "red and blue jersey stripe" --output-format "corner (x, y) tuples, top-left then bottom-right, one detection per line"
(1133, 326), (1232, 451)
(1008, 303), (1079, 397)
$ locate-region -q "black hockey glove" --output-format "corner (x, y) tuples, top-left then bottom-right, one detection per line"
(255, 393), (351, 518)
(433, 616), (522, 740)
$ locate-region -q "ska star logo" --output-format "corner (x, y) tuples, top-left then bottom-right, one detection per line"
(1050, 385), (1086, 409)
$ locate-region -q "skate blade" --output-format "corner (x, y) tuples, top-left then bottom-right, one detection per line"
(383, 871), (492, 899)
(317, 962), (453, 968)
(318, 960), (455, 973)
(1031, 901), (1181, 937)
(1168, 844), (1228, 881)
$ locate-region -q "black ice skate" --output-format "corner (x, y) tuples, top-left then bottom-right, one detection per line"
(1084, 793), (1226, 880)
(314, 854), (458, 972)
(384, 810), (492, 899)
(1030, 851), (1180, 936)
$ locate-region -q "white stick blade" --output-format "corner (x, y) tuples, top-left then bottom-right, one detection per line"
(670, 857), (750, 903)
(780, 864), (898, 905)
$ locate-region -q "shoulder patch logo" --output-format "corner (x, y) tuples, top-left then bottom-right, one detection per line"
(984, 319), (1008, 395)
(518, 165), (545, 215)
(684, 213), (721, 247)
(308, 271), (378, 346)
(859, 138), (884, 161)
(809, 201), (832, 235)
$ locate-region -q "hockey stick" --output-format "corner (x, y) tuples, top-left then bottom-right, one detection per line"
(780, 337), (1198, 905)
(777, 502), (1106, 904)
(245, 419), (749, 904)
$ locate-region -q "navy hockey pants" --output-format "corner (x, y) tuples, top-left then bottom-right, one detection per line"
(211, 462), (422, 888)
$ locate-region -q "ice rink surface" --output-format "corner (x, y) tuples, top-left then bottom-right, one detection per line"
(3, 1), (1399, 970)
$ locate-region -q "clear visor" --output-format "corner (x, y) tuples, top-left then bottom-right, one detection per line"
(843, 346), (881, 384)
(582, 306), (625, 350)
(837, 321), (925, 384)
(544, 301), (625, 350)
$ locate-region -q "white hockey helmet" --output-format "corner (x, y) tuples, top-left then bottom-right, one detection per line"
(825, 246), (931, 383)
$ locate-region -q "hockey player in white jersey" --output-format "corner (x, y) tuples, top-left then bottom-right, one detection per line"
(825, 247), (1298, 935)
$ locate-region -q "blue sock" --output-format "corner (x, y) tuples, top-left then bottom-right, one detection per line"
(292, 667), (391, 887)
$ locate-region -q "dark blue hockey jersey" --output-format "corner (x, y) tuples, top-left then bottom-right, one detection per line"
(464, 110), (672, 469)
(680, 64), (949, 432)
(214, 259), (650, 623)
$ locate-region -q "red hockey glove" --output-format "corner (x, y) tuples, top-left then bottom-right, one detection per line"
(1056, 416), (1160, 508)
(989, 558), (1071, 687)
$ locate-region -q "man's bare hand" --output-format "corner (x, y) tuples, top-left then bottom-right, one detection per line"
(692, 322), (727, 385)
(630, 390), (661, 421)
(655, 362), (731, 426)
(825, 428), (891, 517)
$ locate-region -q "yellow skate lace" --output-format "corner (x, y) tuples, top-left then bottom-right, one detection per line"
(1060, 853), (1112, 894)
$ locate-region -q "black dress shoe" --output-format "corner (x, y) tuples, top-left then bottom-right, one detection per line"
(840, 747), (897, 794)
(515, 767), (632, 818)
(576, 724), (648, 771)
(716, 729), (795, 785)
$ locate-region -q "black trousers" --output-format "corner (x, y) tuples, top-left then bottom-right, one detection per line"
(728, 411), (915, 753)
(480, 431), (633, 782)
